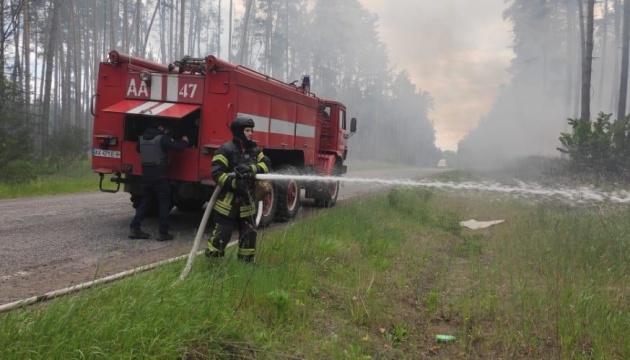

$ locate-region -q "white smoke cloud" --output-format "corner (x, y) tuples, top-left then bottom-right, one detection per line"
(360, 0), (514, 150)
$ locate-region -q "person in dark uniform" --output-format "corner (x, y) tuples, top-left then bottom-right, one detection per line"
(129, 122), (189, 241)
(205, 116), (271, 262)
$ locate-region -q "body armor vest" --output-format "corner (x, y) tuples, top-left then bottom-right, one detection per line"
(139, 135), (167, 165)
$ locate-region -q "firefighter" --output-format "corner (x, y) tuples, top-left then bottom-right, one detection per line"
(129, 122), (189, 241)
(205, 116), (271, 262)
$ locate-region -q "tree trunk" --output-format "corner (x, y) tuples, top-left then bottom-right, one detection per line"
(597, 0), (609, 111)
(228, 0), (233, 62)
(42, 0), (62, 150)
(617, 0), (630, 119)
(566, 0), (576, 123)
(142, 0), (160, 57)
(72, 0), (82, 128)
(134, 0), (141, 55)
(169, 0), (175, 61)
(159, 1), (166, 62)
(110, 0), (117, 50)
(0, 3), (5, 109)
(186, 0), (196, 55)
(238, 0), (254, 65)
(285, 0), (289, 80)
(123, 0), (129, 52)
(610, 0), (621, 115)
(0, 1), (24, 108)
(23, 1), (30, 104)
(577, 0), (585, 119)
(579, 0), (586, 64)
(581, 0), (595, 122)
(12, 11), (21, 95)
(60, 15), (69, 129)
(217, 0), (221, 58)
(264, 0), (272, 74)
(180, 0), (185, 57)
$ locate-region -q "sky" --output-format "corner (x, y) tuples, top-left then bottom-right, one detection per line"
(359, 0), (515, 151)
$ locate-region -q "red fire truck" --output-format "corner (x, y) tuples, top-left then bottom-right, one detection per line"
(91, 51), (356, 227)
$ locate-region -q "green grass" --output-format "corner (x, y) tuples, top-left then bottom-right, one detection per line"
(0, 159), (420, 199)
(1, 188), (629, 359)
(0, 161), (98, 198)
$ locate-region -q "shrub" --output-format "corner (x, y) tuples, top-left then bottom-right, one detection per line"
(558, 112), (630, 179)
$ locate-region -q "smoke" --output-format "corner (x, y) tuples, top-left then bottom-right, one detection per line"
(360, 0), (514, 151)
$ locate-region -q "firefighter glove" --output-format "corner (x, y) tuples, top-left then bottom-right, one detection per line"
(235, 164), (254, 179)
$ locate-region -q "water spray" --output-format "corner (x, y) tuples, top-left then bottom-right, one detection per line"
(255, 173), (630, 204)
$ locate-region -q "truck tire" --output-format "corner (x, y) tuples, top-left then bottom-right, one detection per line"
(314, 161), (341, 208)
(275, 165), (301, 221)
(257, 184), (277, 228)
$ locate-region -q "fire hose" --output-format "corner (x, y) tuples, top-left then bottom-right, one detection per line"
(178, 184), (222, 281)
(0, 173), (329, 312)
(178, 171), (269, 280)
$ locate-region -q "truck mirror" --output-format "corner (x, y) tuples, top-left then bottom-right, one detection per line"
(344, 118), (357, 139)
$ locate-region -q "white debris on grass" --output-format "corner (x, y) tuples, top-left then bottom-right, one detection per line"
(459, 219), (505, 230)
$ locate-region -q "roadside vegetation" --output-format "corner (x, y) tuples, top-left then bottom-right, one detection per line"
(0, 159), (97, 199)
(2, 183), (628, 359)
(0, 124), (94, 199)
(0, 159), (417, 200)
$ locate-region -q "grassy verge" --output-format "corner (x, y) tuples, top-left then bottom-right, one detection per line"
(1, 188), (629, 359)
(0, 160), (98, 199)
(0, 159), (414, 199)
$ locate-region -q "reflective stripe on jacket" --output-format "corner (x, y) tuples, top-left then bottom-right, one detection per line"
(211, 140), (271, 218)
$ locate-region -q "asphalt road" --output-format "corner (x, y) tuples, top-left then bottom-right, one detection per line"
(0, 167), (443, 305)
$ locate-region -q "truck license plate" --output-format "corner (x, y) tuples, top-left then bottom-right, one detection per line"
(92, 148), (121, 159)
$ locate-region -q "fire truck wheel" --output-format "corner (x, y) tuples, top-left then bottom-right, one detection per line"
(314, 161), (341, 208)
(275, 165), (301, 221)
(257, 183), (277, 228)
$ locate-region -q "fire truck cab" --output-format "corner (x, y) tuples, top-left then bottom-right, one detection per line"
(92, 51), (356, 227)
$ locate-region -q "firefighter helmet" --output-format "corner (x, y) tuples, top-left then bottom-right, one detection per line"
(231, 117), (255, 131)
(230, 117), (255, 140)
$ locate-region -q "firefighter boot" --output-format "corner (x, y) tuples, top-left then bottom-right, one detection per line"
(237, 253), (255, 263)
(204, 248), (225, 258)
(237, 229), (256, 263)
(157, 232), (174, 241)
(206, 222), (231, 259)
(205, 240), (225, 258)
(129, 228), (151, 239)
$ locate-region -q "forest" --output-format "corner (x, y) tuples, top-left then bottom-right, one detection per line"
(0, 0), (439, 184)
(461, 0), (630, 178)
(1, 0), (630, 183)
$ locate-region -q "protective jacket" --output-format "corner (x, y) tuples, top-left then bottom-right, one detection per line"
(211, 140), (270, 218)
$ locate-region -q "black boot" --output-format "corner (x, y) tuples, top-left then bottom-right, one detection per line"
(237, 254), (254, 263)
(129, 228), (150, 239)
(204, 248), (225, 258)
(157, 232), (174, 241)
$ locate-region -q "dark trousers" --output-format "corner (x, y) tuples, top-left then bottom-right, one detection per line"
(207, 211), (257, 261)
(130, 177), (171, 235)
